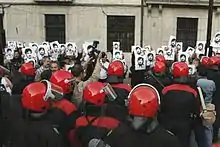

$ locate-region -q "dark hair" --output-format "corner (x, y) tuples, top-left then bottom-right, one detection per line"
(39, 47), (45, 52)
(53, 44), (58, 48)
(148, 53), (153, 57)
(171, 38), (176, 42)
(87, 45), (93, 50)
(101, 52), (107, 58)
(158, 50), (163, 53)
(115, 52), (120, 55)
(198, 43), (203, 47)
(67, 44), (73, 47)
(197, 64), (207, 76)
(71, 64), (84, 77)
(7, 48), (12, 52)
(180, 54), (186, 58)
(138, 57), (144, 61)
(25, 48), (32, 54)
(61, 45), (65, 48)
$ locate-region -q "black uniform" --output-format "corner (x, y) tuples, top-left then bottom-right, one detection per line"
(105, 83), (131, 123)
(159, 83), (200, 147)
(207, 68), (220, 141)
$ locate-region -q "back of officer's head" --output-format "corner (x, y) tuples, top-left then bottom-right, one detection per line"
(71, 64), (84, 78)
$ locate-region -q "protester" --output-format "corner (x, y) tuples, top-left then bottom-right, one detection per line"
(35, 56), (50, 81)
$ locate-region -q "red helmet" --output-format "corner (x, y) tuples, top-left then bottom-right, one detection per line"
(128, 84), (160, 118)
(22, 82), (50, 112)
(208, 56), (220, 66)
(153, 61), (166, 73)
(155, 55), (165, 63)
(50, 70), (74, 94)
(201, 56), (209, 66)
(171, 62), (189, 78)
(20, 62), (36, 76)
(108, 61), (124, 78)
(83, 82), (106, 106)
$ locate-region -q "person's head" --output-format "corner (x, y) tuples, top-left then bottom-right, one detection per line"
(198, 43), (203, 51)
(176, 44), (181, 50)
(101, 52), (108, 63)
(171, 62), (189, 82)
(153, 61), (166, 74)
(158, 50), (164, 55)
(43, 42), (48, 46)
(20, 62), (36, 77)
(14, 50), (20, 59)
(22, 81), (63, 115)
(50, 70), (74, 94)
(136, 47), (141, 54)
(193, 58), (200, 68)
(67, 44), (73, 50)
(197, 64), (207, 77)
(113, 43), (119, 50)
(180, 54), (186, 62)
(50, 61), (59, 73)
(61, 45), (65, 50)
(32, 44), (38, 51)
(39, 47), (45, 55)
(71, 64), (84, 80)
(171, 38), (176, 47)
(7, 48), (12, 54)
(137, 57), (144, 65)
(107, 61), (124, 84)
(155, 55), (165, 63)
(188, 67), (193, 75)
(215, 34), (220, 44)
(128, 84), (160, 131)
(25, 48), (32, 59)
(115, 52), (120, 59)
(53, 43), (58, 51)
(42, 56), (50, 68)
(147, 53), (154, 61)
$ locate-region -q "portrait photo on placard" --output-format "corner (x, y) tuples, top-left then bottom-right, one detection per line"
(66, 42), (77, 56)
(144, 45), (151, 52)
(29, 43), (38, 53)
(146, 51), (155, 62)
(5, 48), (14, 60)
(7, 41), (16, 49)
(17, 42), (24, 48)
(113, 50), (123, 60)
(176, 42), (183, 52)
(157, 48), (164, 55)
(59, 44), (66, 54)
(113, 42), (120, 50)
(188, 64), (196, 75)
(178, 52), (189, 63)
(164, 47), (175, 61)
(83, 42), (93, 54)
(186, 47), (195, 57)
(50, 41), (60, 54)
(213, 32), (220, 47)
(22, 47), (34, 60)
(135, 54), (146, 70)
(168, 36), (176, 48)
(37, 45), (48, 61)
(196, 41), (206, 54)
(134, 46), (142, 55)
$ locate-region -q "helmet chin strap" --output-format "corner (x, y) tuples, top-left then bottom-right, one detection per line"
(132, 116), (159, 133)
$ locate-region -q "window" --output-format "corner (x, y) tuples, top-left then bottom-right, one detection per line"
(107, 16), (135, 52)
(45, 14), (65, 43)
(176, 17), (198, 51)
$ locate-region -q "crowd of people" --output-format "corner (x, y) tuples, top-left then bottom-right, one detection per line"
(0, 39), (220, 147)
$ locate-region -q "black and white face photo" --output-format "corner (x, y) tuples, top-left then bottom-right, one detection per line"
(53, 44), (59, 52)
(39, 47), (45, 56)
(25, 48), (32, 59)
(67, 44), (74, 52)
(113, 43), (120, 50)
(198, 43), (204, 51)
(176, 44), (182, 51)
(166, 49), (173, 57)
(61, 45), (66, 51)
(171, 39), (176, 48)
(136, 47), (142, 55)
(6, 48), (13, 56)
(180, 54), (186, 62)
(115, 52), (121, 59)
(215, 34), (220, 44)
(147, 53), (154, 62)
(158, 50), (164, 55)
(189, 67), (193, 75)
(32, 44), (38, 51)
(8, 41), (16, 49)
(137, 57), (144, 67)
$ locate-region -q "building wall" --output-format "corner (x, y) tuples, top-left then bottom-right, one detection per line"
(1, 1), (220, 66)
